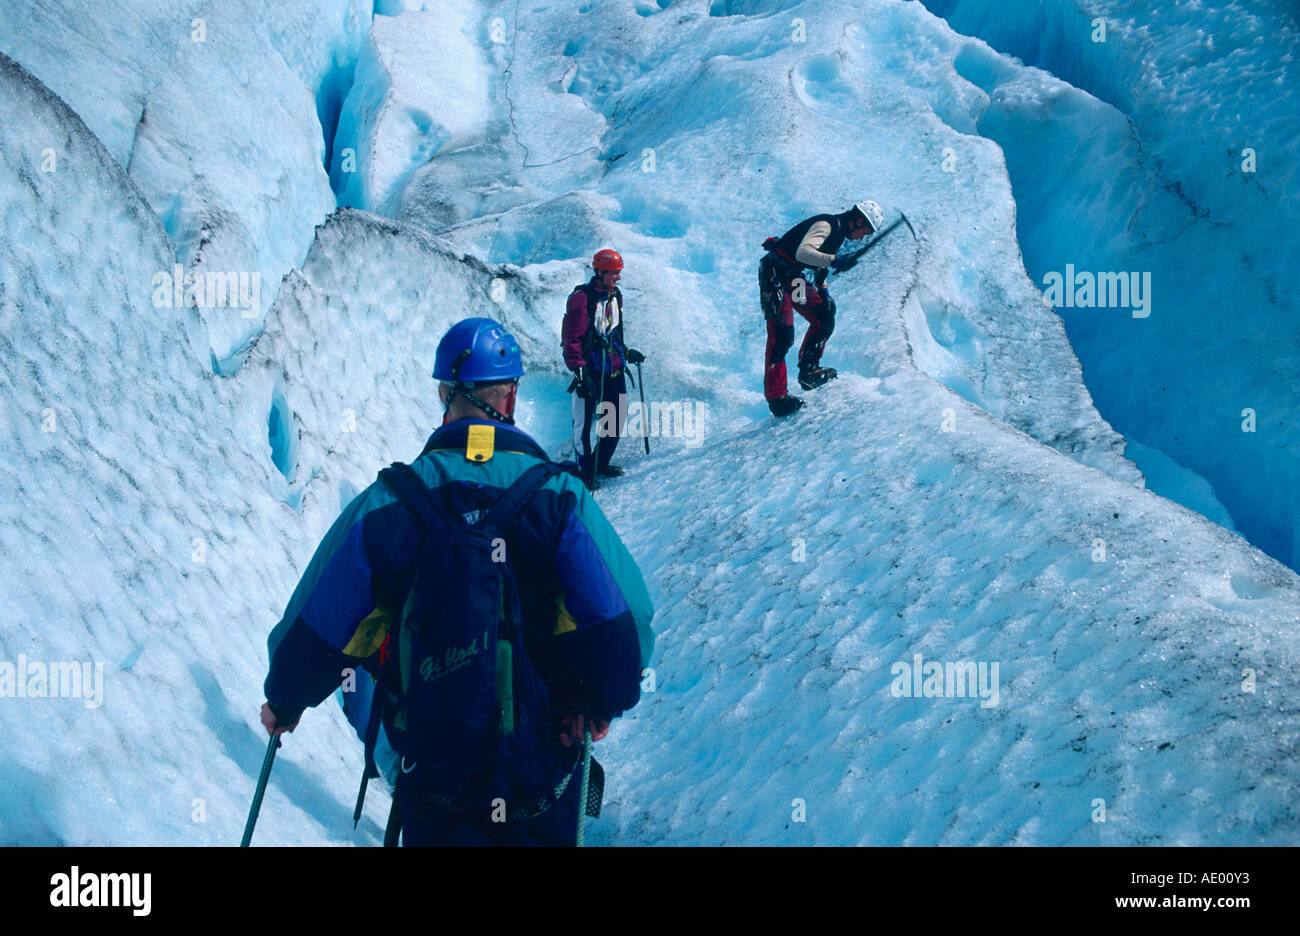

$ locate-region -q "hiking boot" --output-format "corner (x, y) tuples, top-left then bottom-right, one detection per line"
(798, 367), (837, 390)
(597, 465), (626, 478)
(768, 395), (805, 417)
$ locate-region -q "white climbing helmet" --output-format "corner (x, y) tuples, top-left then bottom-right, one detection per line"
(852, 199), (885, 233)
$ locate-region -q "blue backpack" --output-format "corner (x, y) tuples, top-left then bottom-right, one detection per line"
(370, 459), (576, 817)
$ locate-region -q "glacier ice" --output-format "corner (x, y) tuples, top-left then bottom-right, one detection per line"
(919, 0), (1300, 571)
(0, 1), (367, 370)
(1, 0), (1298, 847)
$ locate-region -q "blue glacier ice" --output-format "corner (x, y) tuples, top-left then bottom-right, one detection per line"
(0, 0), (1297, 846)
(920, 0), (1299, 571)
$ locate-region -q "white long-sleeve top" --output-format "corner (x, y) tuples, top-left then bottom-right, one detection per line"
(793, 220), (836, 268)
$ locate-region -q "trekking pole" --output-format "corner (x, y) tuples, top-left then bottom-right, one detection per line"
(241, 733), (282, 847)
(634, 362), (649, 455)
(576, 727), (593, 847)
(589, 350), (608, 491)
(352, 772), (370, 829)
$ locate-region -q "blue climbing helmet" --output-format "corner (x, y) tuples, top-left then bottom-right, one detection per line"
(433, 317), (524, 423)
(433, 317), (524, 383)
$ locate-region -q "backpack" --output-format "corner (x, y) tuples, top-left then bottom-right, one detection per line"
(370, 459), (574, 816)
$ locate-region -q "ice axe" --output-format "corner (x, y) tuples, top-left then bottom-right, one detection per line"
(830, 210), (917, 274)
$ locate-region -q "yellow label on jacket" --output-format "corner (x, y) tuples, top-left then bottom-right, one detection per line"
(466, 424), (495, 462)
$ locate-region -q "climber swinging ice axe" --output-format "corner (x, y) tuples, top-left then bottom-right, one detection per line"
(759, 200), (890, 417)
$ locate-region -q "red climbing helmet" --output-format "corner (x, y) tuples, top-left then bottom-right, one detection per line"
(592, 248), (624, 271)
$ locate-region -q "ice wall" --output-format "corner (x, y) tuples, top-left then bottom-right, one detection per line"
(918, 0), (1300, 569)
(0, 1), (373, 370)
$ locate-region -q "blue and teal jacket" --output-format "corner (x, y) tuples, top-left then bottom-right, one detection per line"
(264, 418), (655, 743)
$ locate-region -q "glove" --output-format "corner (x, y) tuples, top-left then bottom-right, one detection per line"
(813, 266), (828, 289)
(625, 348), (645, 365)
(559, 711), (611, 747)
(261, 700), (301, 736)
(570, 367), (595, 399)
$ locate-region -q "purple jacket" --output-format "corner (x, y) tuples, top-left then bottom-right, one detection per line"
(561, 278), (626, 373)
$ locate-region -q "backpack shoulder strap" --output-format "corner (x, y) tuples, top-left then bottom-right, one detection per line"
(378, 462), (455, 531)
(763, 235), (798, 267)
(480, 461), (564, 532)
(571, 284), (598, 353)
